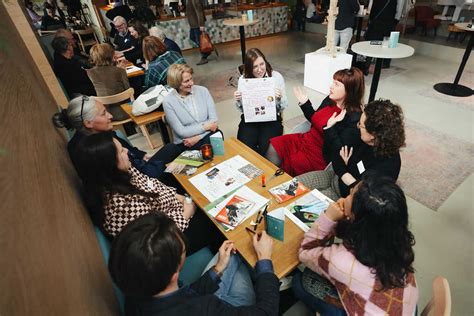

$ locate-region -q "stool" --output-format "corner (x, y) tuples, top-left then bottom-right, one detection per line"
(120, 103), (171, 149)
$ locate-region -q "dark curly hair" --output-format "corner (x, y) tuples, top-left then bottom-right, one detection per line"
(364, 99), (405, 156)
(341, 175), (415, 290)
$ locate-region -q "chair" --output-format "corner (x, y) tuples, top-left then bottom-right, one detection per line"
(421, 276), (452, 316)
(73, 27), (99, 54)
(95, 88), (134, 136)
(414, 6), (441, 36)
(120, 103), (171, 149)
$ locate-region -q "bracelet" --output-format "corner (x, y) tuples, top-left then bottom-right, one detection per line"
(212, 265), (223, 278)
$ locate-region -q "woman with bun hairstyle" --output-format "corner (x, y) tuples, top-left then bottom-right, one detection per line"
(52, 95), (180, 181)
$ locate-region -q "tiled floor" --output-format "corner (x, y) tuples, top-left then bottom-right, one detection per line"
(131, 31), (474, 315)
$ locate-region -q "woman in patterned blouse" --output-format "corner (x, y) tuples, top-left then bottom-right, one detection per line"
(74, 131), (215, 253)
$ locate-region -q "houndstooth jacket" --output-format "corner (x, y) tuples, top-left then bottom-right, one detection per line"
(103, 167), (189, 237)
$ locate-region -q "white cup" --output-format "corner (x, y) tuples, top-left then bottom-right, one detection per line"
(242, 14), (248, 22)
(358, 5), (364, 15)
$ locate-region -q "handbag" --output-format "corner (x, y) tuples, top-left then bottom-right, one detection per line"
(131, 85), (171, 116)
(199, 31), (214, 54)
(301, 268), (345, 310)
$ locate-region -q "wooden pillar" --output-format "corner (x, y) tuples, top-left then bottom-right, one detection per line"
(0, 2), (118, 315)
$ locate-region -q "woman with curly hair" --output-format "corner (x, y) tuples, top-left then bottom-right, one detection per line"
(297, 99), (405, 199)
(293, 175), (418, 315)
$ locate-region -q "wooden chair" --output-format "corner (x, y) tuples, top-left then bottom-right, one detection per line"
(120, 103), (170, 150)
(95, 88), (134, 136)
(421, 276), (451, 316)
(73, 27), (99, 53)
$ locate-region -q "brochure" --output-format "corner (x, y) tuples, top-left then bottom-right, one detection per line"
(268, 178), (309, 204)
(265, 207), (286, 241)
(214, 195), (255, 227)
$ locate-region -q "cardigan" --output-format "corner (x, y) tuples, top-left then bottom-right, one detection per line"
(103, 167), (188, 237)
(299, 214), (419, 315)
(125, 260), (280, 316)
(87, 65), (130, 97)
(163, 85), (218, 145)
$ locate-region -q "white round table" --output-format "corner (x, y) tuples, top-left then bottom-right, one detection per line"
(434, 23), (474, 97)
(223, 18), (259, 64)
(352, 41), (414, 102)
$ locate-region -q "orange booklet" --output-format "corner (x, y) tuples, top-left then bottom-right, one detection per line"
(269, 178), (310, 203)
(214, 195), (255, 227)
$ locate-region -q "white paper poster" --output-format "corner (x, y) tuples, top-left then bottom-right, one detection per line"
(239, 77), (277, 123)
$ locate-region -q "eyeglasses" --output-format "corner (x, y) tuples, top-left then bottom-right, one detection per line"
(80, 95), (89, 121)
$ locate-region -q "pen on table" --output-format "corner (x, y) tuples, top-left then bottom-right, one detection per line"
(245, 226), (256, 235)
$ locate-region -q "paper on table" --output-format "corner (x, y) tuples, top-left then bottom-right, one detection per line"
(125, 65), (142, 74)
(239, 77), (277, 123)
(208, 185), (269, 230)
(189, 155), (262, 202)
(285, 189), (333, 232)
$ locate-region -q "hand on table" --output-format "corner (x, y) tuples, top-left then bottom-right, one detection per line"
(183, 135), (201, 147)
(339, 145), (353, 165)
(326, 109), (346, 128)
(214, 240), (237, 274)
(252, 231), (273, 261)
(293, 86), (309, 105)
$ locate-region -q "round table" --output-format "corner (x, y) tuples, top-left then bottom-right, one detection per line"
(351, 41), (415, 102)
(223, 18), (259, 64)
(433, 23), (474, 97)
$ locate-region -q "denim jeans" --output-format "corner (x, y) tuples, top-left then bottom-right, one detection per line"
(203, 254), (256, 306)
(292, 271), (346, 316)
(334, 27), (353, 52)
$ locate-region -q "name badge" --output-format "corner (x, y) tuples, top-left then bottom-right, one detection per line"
(357, 160), (366, 175)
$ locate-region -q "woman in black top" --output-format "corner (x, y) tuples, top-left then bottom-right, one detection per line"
(297, 99), (405, 199)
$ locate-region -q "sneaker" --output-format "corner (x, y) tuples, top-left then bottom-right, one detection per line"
(196, 58), (208, 65)
(279, 275), (293, 291)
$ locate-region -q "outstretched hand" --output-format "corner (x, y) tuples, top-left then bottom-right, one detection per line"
(293, 86), (309, 105)
(326, 109), (346, 128)
(339, 145), (353, 165)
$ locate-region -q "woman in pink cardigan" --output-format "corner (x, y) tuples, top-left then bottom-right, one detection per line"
(294, 175), (419, 315)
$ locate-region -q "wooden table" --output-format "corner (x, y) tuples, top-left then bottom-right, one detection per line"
(125, 64), (145, 78)
(433, 23), (473, 97)
(351, 41), (414, 102)
(174, 137), (305, 279)
(223, 18), (259, 64)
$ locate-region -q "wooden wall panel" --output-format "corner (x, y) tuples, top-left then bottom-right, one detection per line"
(0, 2), (118, 315)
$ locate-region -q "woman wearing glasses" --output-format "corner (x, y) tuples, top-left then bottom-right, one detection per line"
(297, 99), (405, 199)
(266, 68), (365, 177)
(52, 95), (180, 181)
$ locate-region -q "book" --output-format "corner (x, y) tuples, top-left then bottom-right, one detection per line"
(268, 178), (309, 204)
(214, 195), (255, 227)
(207, 185), (269, 231)
(265, 207), (285, 241)
(173, 150), (206, 167)
(284, 189), (333, 232)
(210, 132), (224, 156)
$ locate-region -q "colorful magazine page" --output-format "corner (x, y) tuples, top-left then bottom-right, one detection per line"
(214, 195), (255, 227)
(208, 185), (269, 231)
(174, 150), (205, 167)
(268, 178), (309, 204)
(284, 189), (333, 232)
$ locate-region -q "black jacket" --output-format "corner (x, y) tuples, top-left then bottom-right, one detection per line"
(125, 269), (280, 316)
(53, 52), (95, 97)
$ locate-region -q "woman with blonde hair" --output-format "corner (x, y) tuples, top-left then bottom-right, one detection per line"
(163, 63), (219, 151)
(87, 42), (130, 120)
(143, 36), (185, 88)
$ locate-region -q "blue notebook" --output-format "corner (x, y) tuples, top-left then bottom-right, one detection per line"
(210, 132), (224, 156)
(265, 208), (285, 241)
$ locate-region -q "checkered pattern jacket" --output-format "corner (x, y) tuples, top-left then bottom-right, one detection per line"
(144, 51), (185, 88)
(103, 167), (189, 237)
(299, 214), (419, 315)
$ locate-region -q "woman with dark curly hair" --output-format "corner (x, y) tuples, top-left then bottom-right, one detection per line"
(293, 175), (418, 315)
(297, 99), (405, 199)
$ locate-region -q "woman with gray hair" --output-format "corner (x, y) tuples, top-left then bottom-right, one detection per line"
(52, 95), (180, 182)
(149, 26), (182, 56)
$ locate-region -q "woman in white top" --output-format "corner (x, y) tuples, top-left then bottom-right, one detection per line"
(234, 48), (288, 155)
